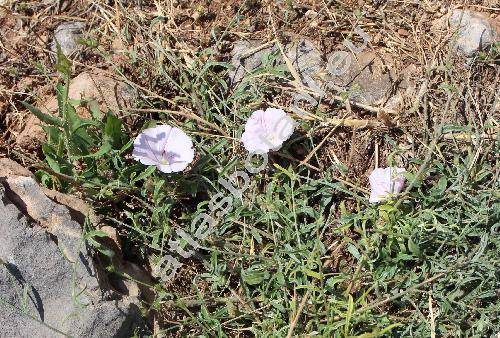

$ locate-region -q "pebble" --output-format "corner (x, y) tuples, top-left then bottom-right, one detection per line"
(51, 21), (85, 56)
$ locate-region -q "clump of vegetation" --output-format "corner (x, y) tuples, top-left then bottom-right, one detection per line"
(4, 0), (499, 336)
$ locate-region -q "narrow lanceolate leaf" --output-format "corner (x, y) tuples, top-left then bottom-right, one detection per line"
(21, 283), (30, 314)
(21, 102), (63, 127)
(55, 42), (72, 78)
(70, 142), (112, 160)
(104, 113), (124, 149)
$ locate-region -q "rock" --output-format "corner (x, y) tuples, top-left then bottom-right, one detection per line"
(284, 37), (325, 89)
(228, 40), (277, 85)
(448, 10), (499, 56)
(0, 158), (34, 178)
(384, 63), (420, 111)
(16, 71), (137, 149)
(0, 159), (141, 337)
(228, 37), (325, 89)
(325, 50), (394, 105)
(99, 226), (155, 301)
(51, 21), (85, 56)
(228, 39), (400, 107)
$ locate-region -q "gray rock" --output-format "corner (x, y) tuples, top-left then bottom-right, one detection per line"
(229, 37), (325, 90)
(51, 22), (85, 56)
(325, 50), (394, 105)
(228, 39), (399, 107)
(228, 40), (277, 85)
(0, 166), (140, 337)
(448, 10), (499, 56)
(284, 37), (325, 90)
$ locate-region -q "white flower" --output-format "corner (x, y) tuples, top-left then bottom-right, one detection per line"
(132, 125), (194, 173)
(368, 167), (406, 203)
(241, 108), (296, 154)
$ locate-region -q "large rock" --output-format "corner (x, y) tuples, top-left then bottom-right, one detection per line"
(0, 159), (140, 337)
(17, 71), (137, 149)
(448, 10), (499, 56)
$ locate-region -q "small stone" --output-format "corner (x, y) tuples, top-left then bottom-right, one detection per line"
(17, 71), (137, 149)
(192, 11), (201, 21)
(325, 50), (394, 105)
(285, 37), (325, 88)
(397, 28), (409, 37)
(305, 9), (318, 19)
(51, 21), (85, 56)
(448, 10), (499, 56)
(228, 40), (277, 85)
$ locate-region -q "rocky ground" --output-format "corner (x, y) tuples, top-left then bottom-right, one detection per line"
(0, 159), (142, 337)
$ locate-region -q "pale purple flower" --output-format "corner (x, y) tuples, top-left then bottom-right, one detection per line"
(368, 167), (406, 203)
(132, 125), (194, 173)
(241, 108), (296, 154)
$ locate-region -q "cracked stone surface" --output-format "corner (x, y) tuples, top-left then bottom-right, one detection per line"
(0, 159), (140, 337)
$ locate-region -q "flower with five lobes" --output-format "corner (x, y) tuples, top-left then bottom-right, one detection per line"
(132, 125), (194, 173)
(368, 167), (406, 203)
(241, 108), (296, 154)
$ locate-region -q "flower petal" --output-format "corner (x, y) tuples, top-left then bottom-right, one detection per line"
(241, 108), (296, 153)
(132, 125), (173, 165)
(368, 167), (406, 203)
(133, 125), (194, 173)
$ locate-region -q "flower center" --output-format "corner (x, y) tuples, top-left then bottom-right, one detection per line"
(161, 152), (177, 165)
(266, 132), (279, 143)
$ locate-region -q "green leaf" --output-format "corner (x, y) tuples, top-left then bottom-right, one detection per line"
(84, 230), (115, 257)
(131, 165), (157, 184)
(21, 101), (63, 127)
(408, 238), (421, 257)
(71, 142), (112, 160)
(104, 113), (123, 148)
(347, 243), (361, 260)
(350, 323), (402, 338)
(344, 294), (354, 336)
(55, 42), (72, 77)
(42, 143), (72, 176)
(87, 99), (103, 120)
(304, 269), (323, 279)
(242, 267), (269, 285)
(84, 230), (112, 239)
(87, 238), (115, 258)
